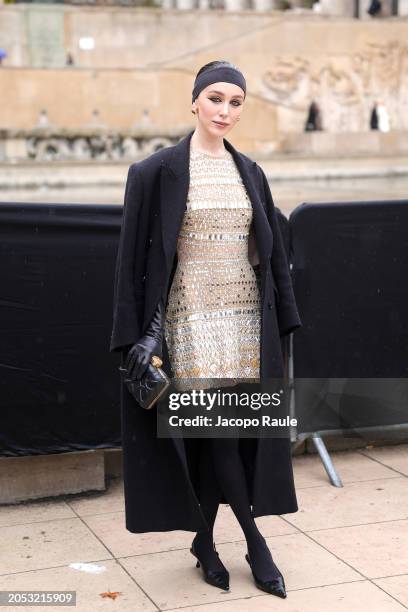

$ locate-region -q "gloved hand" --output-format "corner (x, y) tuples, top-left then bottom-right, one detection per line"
(125, 297), (165, 380)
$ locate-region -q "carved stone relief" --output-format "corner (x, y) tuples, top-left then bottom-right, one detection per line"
(262, 41), (407, 131)
(2, 129), (187, 162)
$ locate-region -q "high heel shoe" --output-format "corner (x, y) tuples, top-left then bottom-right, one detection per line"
(245, 551), (287, 599)
(190, 539), (230, 591)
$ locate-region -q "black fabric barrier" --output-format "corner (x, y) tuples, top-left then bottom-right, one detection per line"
(0, 203), (122, 457)
(0, 203), (291, 457)
(290, 200), (408, 435)
(4, 198), (405, 453)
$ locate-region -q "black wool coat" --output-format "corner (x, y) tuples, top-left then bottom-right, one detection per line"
(110, 129), (302, 534)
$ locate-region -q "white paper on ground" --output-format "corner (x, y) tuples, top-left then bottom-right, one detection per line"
(69, 562), (107, 574)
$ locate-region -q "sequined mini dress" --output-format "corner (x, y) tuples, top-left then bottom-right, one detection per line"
(164, 148), (261, 391)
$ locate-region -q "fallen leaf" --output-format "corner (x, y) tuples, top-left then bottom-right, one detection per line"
(100, 590), (122, 600)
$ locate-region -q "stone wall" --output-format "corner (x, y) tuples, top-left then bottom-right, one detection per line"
(1, 6), (407, 151)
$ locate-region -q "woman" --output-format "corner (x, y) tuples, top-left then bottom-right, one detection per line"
(110, 60), (302, 599)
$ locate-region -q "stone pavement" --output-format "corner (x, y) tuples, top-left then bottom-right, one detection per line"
(0, 444), (407, 611)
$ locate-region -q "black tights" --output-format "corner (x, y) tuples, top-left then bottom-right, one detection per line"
(192, 435), (281, 581)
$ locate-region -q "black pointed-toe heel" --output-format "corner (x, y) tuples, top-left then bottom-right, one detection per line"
(245, 552), (287, 599)
(190, 540), (230, 591)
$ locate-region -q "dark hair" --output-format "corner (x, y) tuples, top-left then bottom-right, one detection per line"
(195, 60), (243, 80)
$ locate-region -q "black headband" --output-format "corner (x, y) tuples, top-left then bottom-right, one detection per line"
(192, 66), (246, 103)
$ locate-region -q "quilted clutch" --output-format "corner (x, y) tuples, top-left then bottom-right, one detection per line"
(119, 355), (171, 410)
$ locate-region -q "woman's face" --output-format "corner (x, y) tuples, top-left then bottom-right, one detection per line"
(192, 81), (245, 136)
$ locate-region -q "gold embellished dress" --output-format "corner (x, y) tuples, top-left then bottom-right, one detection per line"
(164, 148), (261, 391)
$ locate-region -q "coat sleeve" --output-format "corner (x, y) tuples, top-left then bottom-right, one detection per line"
(258, 164), (302, 337)
(109, 163), (145, 353)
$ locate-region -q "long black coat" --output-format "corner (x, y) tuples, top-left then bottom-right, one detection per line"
(110, 129), (302, 533)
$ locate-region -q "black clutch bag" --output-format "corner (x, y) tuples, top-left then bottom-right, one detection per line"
(119, 355), (171, 410)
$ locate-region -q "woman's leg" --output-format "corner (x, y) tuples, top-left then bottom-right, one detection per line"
(191, 437), (226, 571)
(209, 435), (282, 581)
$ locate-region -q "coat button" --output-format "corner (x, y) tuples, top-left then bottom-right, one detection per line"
(142, 275), (146, 282)
(148, 238), (153, 246)
(268, 301), (273, 309)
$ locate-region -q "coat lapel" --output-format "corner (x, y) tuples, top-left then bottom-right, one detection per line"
(160, 129), (273, 275)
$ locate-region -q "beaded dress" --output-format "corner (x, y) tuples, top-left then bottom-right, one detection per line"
(164, 148), (261, 391)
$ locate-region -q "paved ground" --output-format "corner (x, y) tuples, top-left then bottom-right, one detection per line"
(0, 444), (407, 611)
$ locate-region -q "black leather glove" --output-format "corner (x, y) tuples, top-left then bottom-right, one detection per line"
(125, 297), (165, 380)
